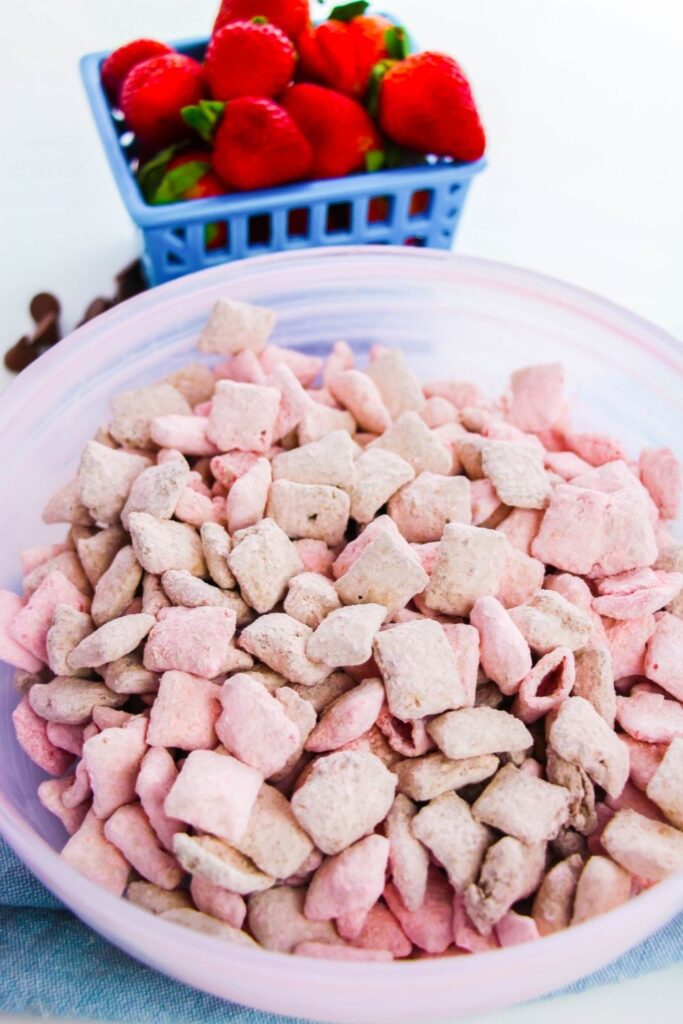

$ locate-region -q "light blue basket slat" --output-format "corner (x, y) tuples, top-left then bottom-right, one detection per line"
(80, 36), (486, 285)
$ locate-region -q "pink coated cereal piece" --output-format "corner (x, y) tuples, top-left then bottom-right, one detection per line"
(374, 618), (466, 721)
(305, 834), (389, 920)
(420, 396), (458, 428)
(639, 447), (681, 520)
(198, 297), (275, 355)
(389, 472), (471, 543)
(327, 370), (391, 434)
(144, 606), (237, 678)
(644, 611), (683, 700)
(385, 794), (429, 913)
(268, 362), (310, 441)
(21, 543), (72, 577)
(513, 647), (575, 724)
(441, 623), (480, 707)
(376, 706), (434, 757)
(0, 591), (43, 671)
(605, 779), (664, 823)
(136, 747), (184, 851)
(174, 487), (223, 527)
(410, 542), (440, 575)
(531, 485), (610, 574)
(432, 422), (466, 475)
(497, 547), (545, 610)
(495, 910), (539, 946)
(308, 387), (340, 408)
(46, 721), (85, 757)
(424, 379), (483, 410)
(207, 380), (280, 453)
(588, 489), (658, 578)
(470, 478), (503, 527)
(248, 886), (340, 951)
(352, 902), (412, 957)
(425, 524), (509, 617)
(470, 597), (532, 696)
(595, 568), (682, 622)
(226, 457), (272, 534)
(62, 759), (92, 810)
(148, 670), (221, 750)
(306, 679), (384, 752)
(210, 451), (261, 487)
(10, 571), (89, 663)
(520, 757), (543, 778)
(82, 717), (148, 819)
(12, 696), (75, 775)
(496, 508), (544, 556)
(605, 614), (656, 679)
(322, 340), (354, 385)
(38, 777), (89, 835)
(165, 749), (262, 844)
(23, 550), (90, 598)
(384, 868), (454, 954)
(61, 809), (130, 895)
(293, 942), (391, 961)
(214, 349), (267, 384)
(622, 735), (667, 791)
(565, 432), (626, 467)
(453, 894), (498, 952)
(217, 673), (300, 777)
(104, 803), (183, 890)
(543, 451), (593, 480)
(507, 363), (564, 433)
(260, 344), (322, 387)
(615, 690), (683, 743)
(91, 707), (133, 730)
(191, 876), (247, 928)
(332, 515), (400, 579)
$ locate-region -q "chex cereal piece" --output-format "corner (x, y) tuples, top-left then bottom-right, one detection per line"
(104, 803), (183, 890)
(67, 613), (154, 670)
(12, 696), (75, 775)
(496, 507), (544, 556)
(564, 431), (626, 467)
(61, 758), (92, 809)
(371, 411), (451, 475)
(199, 522), (234, 590)
(148, 670), (220, 750)
(425, 524), (508, 616)
(394, 752), (499, 802)
(294, 539), (335, 576)
(332, 515), (400, 579)
(128, 512), (205, 576)
(45, 721), (85, 757)
(424, 378), (482, 409)
(291, 750), (396, 854)
(350, 448), (415, 525)
(376, 707), (433, 758)
(353, 902), (412, 958)
(646, 738), (683, 828)
(305, 834), (389, 921)
(140, 573), (170, 617)
(388, 473), (471, 543)
(365, 349), (425, 420)
(46, 606), (93, 677)
(207, 380), (280, 453)
(198, 297), (275, 355)
(228, 518), (303, 614)
(284, 572), (341, 628)
(384, 868), (454, 954)
(226, 457), (272, 534)
(267, 362), (310, 441)
(482, 440), (552, 509)
(127, 881), (192, 915)
(385, 794), (429, 913)
(109, 382), (190, 448)
(545, 750), (597, 835)
(273, 687), (317, 771)
(21, 543), (76, 577)
(298, 402), (356, 446)
(639, 447), (681, 520)
(267, 480), (350, 546)
(23, 549), (90, 598)
(421, 396), (458, 429)
(622, 735), (667, 791)
(103, 652), (158, 695)
(472, 763), (570, 844)
(121, 462), (190, 530)
(441, 623), (480, 707)
(307, 604), (387, 667)
(495, 911), (539, 947)
(239, 613), (332, 686)
(532, 853), (583, 935)
(163, 361), (214, 406)
(272, 431), (357, 492)
(530, 484), (609, 574)
(78, 440), (152, 527)
(590, 490), (658, 578)
(90, 546), (142, 626)
(174, 485), (223, 528)
(160, 569), (230, 611)
(29, 676), (126, 725)
(261, 345), (323, 386)
(548, 696), (629, 798)
(81, 716), (147, 818)
(174, 834), (274, 896)
(572, 646), (616, 726)
(0, 592), (42, 672)
(509, 590), (593, 654)
(453, 894), (498, 952)
(592, 568), (683, 621)
(616, 689), (683, 743)
(306, 678), (384, 753)
(149, 415), (218, 456)
(165, 749), (262, 844)
(248, 887), (340, 952)
(43, 478), (93, 526)
(327, 370), (391, 434)
(605, 614), (656, 679)
(644, 611), (683, 700)
(373, 619), (465, 721)
(412, 791), (493, 891)
(470, 596), (532, 695)
(470, 478), (505, 528)
(571, 855), (631, 924)
(136, 747), (183, 851)
(428, 707), (532, 760)
(144, 606), (236, 677)
(464, 836), (546, 935)
(190, 877), (246, 928)
(37, 777), (88, 835)
(602, 808), (683, 881)
(513, 647), (575, 724)
(216, 673), (300, 777)
(76, 526), (127, 586)
(507, 363), (564, 433)
(160, 908), (257, 946)
(234, 783), (314, 878)
(61, 809), (130, 895)
(10, 570), (89, 662)
(289, 671), (355, 714)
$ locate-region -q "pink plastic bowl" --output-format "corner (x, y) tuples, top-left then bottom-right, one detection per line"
(1, 247), (682, 1023)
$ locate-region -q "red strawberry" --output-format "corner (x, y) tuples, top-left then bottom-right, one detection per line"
(205, 20), (296, 101)
(213, 0), (310, 41)
(297, 14), (394, 99)
(120, 54), (206, 150)
(281, 83), (380, 179)
(101, 39), (173, 102)
(211, 96), (312, 190)
(377, 52), (486, 162)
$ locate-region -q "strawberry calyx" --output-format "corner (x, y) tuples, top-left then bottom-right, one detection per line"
(181, 99), (227, 143)
(251, 15), (269, 23)
(364, 143), (428, 173)
(137, 142), (189, 201)
(366, 58), (397, 117)
(384, 26), (410, 60)
(328, 1), (369, 22)
(152, 160), (212, 203)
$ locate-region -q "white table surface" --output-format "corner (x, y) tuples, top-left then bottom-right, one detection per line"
(1, 0), (682, 1020)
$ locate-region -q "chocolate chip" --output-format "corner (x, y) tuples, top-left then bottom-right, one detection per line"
(115, 259), (147, 302)
(78, 298), (114, 326)
(33, 312), (61, 349)
(29, 292), (60, 322)
(5, 337), (40, 373)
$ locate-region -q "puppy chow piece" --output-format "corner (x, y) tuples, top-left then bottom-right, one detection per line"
(68, 613), (154, 670)
(412, 791), (494, 892)
(207, 380), (280, 453)
(593, 569), (683, 621)
(546, 749), (597, 835)
(104, 803), (183, 890)
(109, 382), (190, 449)
(532, 853), (583, 936)
(23, 549), (90, 598)
(173, 833), (273, 895)
(37, 777), (88, 835)
(165, 749), (262, 845)
(239, 613), (332, 686)
(216, 674), (300, 777)
(143, 606), (236, 678)
(12, 697), (76, 776)
(305, 834), (390, 921)
(160, 569), (230, 610)
(148, 670), (220, 751)
(298, 402), (357, 446)
(135, 747), (183, 852)
(374, 619), (465, 721)
(370, 411), (451, 477)
(572, 646), (616, 726)
(43, 478), (93, 527)
(198, 522), (234, 590)
(350, 448), (415, 525)
(306, 678), (384, 752)
(149, 415), (218, 456)
(383, 867), (454, 954)
(267, 479), (350, 546)
(548, 696), (629, 798)
(394, 752), (499, 802)
(82, 716), (148, 819)
(327, 369), (391, 434)
(644, 611), (683, 701)
(61, 810), (130, 896)
(469, 596), (532, 696)
(428, 707), (532, 761)
(126, 881), (192, 916)
(189, 877), (246, 928)
(28, 676), (126, 725)
(388, 472), (472, 543)
(513, 647), (575, 724)
(639, 446), (681, 520)
(90, 546), (142, 626)
(602, 808), (683, 881)
(365, 349), (425, 420)
(336, 532), (429, 614)
(234, 783), (314, 878)
(78, 441), (152, 527)
(272, 430), (357, 492)
(121, 462), (190, 530)
(509, 590), (593, 655)
(507, 363), (564, 433)
(482, 440), (552, 510)
(425, 524), (508, 616)
(384, 794), (429, 913)
(46, 606), (93, 677)
(10, 571), (89, 663)
(75, 526), (127, 586)
(228, 518), (303, 614)
(472, 763), (570, 844)
(464, 836), (546, 935)
(225, 457), (271, 534)
(284, 572), (341, 628)
(646, 738), (683, 828)
(307, 604), (386, 667)
(128, 512), (205, 576)
(288, 671), (356, 714)
(616, 689), (683, 743)
(198, 297), (275, 355)
(571, 856), (631, 924)
(332, 515), (400, 579)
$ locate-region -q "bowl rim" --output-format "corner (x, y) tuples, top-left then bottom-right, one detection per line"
(1, 245), (682, 998)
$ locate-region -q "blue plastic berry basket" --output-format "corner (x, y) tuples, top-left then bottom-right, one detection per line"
(80, 37), (486, 286)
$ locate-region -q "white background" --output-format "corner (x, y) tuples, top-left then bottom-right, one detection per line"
(0, 0), (682, 1020)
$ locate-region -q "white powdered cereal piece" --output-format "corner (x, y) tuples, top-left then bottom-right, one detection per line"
(388, 473), (472, 543)
(91, 546), (143, 626)
(207, 380), (280, 453)
(28, 676), (126, 725)
(336, 533), (428, 614)
(239, 613), (332, 686)
(509, 590), (593, 654)
(548, 697), (629, 798)
(393, 753), (499, 802)
(128, 512), (206, 576)
(121, 462), (189, 530)
(161, 569), (233, 609)
(46, 606), (93, 677)
(76, 526), (127, 586)
(385, 794), (430, 912)
(234, 784), (314, 879)
(291, 750), (396, 854)
(646, 738), (683, 828)
(425, 524), (509, 616)
(160, 908), (257, 946)
(428, 707), (533, 760)
(228, 519), (303, 614)
(570, 856), (631, 924)
(126, 881), (192, 915)
(350, 448), (415, 525)
(364, 349), (425, 420)
(267, 480), (350, 546)
(298, 403), (357, 446)
(173, 834), (274, 895)
(482, 440), (552, 510)
(109, 382), (191, 448)
(284, 573), (341, 628)
(198, 297), (275, 355)
(247, 886), (340, 952)
(78, 441), (152, 527)
(103, 652), (159, 695)
(43, 479), (92, 527)
(68, 614), (155, 670)
(532, 854), (583, 936)
(272, 431), (357, 492)
(373, 619), (466, 721)
(472, 764), (570, 844)
(307, 604), (387, 667)
(572, 646), (616, 727)
(371, 412), (451, 475)
(200, 522), (235, 590)
(412, 791), (494, 892)
(163, 362), (215, 406)
(288, 672), (355, 713)
(545, 750), (597, 835)
(464, 837), (546, 935)
(601, 808), (683, 881)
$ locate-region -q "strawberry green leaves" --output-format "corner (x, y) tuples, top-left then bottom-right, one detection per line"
(385, 26), (410, 60)
(366, 59), (396, 118)
(137, 143), (187, 201)
(137, 146), (211, 204)
(329, 1), (369, 22)
(181, 99), (226, 144)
